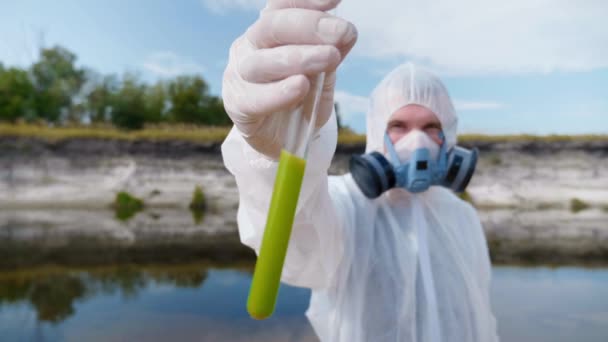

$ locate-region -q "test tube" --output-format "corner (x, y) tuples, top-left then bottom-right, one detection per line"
(247, 72), (326, 320)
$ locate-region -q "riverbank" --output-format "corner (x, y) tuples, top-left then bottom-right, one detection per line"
(2, 208), (607, 269)
(2, 124), (608, 156)
(1, 132), (607, 267)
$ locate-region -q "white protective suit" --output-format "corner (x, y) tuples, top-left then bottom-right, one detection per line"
(222, 62), (499, 342)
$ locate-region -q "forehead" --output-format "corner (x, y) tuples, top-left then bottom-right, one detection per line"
(388, 104), (440, 125)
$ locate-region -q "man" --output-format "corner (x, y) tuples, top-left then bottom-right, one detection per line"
(221, 0), (499, 341)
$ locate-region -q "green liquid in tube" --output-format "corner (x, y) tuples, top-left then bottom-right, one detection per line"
(247, 149), (306, 320)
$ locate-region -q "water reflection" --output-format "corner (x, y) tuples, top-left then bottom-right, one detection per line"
(0, 262), (315, 342)
(1, 264), (607, 342)
(0, 264), (211, 324)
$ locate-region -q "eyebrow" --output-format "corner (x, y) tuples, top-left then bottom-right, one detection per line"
(387, 120), (405, 127)
(387, 119), (442, 129)
(423, 121), (442, 129)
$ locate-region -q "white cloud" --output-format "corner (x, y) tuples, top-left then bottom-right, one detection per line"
(201, 0), (265, 13)
(334, 90), (369, 119)
(335, 90), (502, 114)
(142, 51), (205, 78)
(454, 101), (503, 111)
(334, 90), (504, 132)
(345, 0), (608, 75)
(204, 0), (608, 75)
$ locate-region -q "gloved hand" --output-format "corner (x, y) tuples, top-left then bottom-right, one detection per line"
(222, 0), (357, 159)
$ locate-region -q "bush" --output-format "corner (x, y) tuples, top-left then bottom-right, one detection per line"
(189, 185), (207, 224)
(570, 198), (590, 213)
(189, 185), (206, 211)
(113, 191), (144, 220)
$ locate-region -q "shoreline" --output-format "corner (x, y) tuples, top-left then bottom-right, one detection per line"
(2, 135), (608, 157)
(2, 136), (607, 268)
(1, 207), (607, 269)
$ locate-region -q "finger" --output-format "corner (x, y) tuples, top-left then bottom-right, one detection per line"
(264, 0), (341, 11)
(246, 8), (356, 50)
(223, 67), (311, 123)
(239, 45), (341, 83)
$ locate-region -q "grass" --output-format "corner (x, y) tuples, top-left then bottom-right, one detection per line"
(457, 191), (474, 204)
(2, 123), (608, 145)
(338, 133), (608, 145)
(112, 191), (144, 221)
(570, 198), (591, 213)
(0, 123), (231, 143)
(337, 130), (366, 144)
(458, 133), (608, 143)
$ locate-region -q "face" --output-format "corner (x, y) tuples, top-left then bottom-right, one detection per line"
(385, 104), (444, 147)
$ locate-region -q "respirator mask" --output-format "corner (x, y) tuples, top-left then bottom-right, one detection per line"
(349, 130), (478, 199)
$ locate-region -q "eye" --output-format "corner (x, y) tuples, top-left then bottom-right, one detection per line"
(425, 126), (440, 135)
(423, 123), (443, 142)
(387, 121), (406, 133)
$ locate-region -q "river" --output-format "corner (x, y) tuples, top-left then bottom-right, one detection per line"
(0, 263), (606, 342)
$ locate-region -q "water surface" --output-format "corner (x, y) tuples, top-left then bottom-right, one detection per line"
(0, 264), (606, 341)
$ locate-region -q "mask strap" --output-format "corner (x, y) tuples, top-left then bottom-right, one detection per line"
(384, 132), (401, 165)
(437, 131), (448, 174)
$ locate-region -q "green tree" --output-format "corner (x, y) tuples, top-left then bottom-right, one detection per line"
(167, 75), (230, 125)
(31, 45), (86, 123)
(204, 96), (231, 125)
(167, 75), (209, 124)
(144, 80), (168, 123)
(87, 75), (117, 123)
(0, 46), (228, 127)
(110, 75), (148, 130)
(0, 65), (36, 122)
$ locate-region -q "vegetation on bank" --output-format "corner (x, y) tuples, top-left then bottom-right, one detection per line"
(0, 46), (230, 130)
(3, 45), (606, 144)
(457, 134), (608, 143)
(112, 191), (144, 221)
(570, 198), (591, 213)
(189, 185), (207, 224)
(0, 123), (231, 143)
(2, 123), (607, 145)
(110, 186), (209, 223)
(457, 191), (474, 204)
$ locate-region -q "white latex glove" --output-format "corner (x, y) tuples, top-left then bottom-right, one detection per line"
(222, 0), (357, 159)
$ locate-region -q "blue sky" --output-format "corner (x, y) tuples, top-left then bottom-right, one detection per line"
(1, 0), (607, 135)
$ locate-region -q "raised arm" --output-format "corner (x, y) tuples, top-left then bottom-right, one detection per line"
(220, 0), (357, 289)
